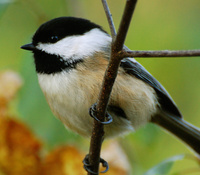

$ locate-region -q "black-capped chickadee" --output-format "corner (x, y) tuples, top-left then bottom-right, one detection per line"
(21, 17), (200, 155)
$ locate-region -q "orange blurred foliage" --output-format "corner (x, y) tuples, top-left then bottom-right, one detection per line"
(41, 146), (86, 175)
(0, 117), (42, 175)
(0, 70), (130, 175)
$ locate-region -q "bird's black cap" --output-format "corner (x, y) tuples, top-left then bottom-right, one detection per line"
(31, 17), (105, 46)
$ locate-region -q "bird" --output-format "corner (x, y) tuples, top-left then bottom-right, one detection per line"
(21, 16), (200, 156)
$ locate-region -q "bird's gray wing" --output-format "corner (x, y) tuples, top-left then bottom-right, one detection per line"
(120, 58), (182, 118)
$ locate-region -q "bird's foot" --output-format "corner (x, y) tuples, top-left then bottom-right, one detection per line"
(83, 154), (109, 174)
(89, 103), (113, 125)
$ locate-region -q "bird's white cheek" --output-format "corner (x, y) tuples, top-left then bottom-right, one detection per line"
(36, 28), (112, 61)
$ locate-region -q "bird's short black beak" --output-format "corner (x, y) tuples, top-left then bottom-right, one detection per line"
(21, 43), (36, 51)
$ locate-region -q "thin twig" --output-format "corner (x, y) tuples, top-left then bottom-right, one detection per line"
(87, 0), (138, 175)
(120, 49), (200, 58)
(101, 0), (116, 38)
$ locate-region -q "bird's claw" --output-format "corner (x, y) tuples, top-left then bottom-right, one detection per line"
(89, 103), (113, 125)
(83, 154), (109, 174)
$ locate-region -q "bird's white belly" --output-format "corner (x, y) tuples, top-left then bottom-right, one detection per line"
(38, 71), (98, 137)
(37, 69), (157, 138)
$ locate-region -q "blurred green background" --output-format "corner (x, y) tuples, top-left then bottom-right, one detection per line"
(1, 0), (200, 174)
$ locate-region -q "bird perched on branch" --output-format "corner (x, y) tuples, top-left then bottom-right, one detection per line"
(21, 17), (200, 156)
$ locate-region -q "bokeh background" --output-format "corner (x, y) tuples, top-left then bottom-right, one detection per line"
(1, 0), (200, 174)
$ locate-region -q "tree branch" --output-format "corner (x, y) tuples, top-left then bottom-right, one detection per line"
(101, 0), (116, 38)
(87, 0), (138, 175)
(120, 49), (200, 58)
(101, 1), (200, 59)
(86, 1), (200, 175)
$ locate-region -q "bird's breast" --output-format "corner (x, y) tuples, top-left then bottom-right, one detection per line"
(36, 57), (158, 138)
(37, 69), (102, 136)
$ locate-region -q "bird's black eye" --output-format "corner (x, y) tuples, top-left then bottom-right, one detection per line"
(50, 36), (59, 43)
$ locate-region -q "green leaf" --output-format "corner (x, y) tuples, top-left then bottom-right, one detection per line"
(144, 155), (185, 175)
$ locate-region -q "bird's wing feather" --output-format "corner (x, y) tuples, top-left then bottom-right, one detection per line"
(120, 58), (182, 118)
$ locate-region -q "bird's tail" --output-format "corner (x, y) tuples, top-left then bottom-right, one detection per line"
(151, 112), (200, 155)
